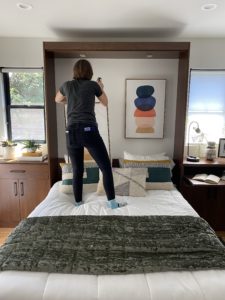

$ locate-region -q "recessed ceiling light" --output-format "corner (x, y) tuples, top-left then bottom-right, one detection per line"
(17, 2), (33, 10)
(201, 3), (217, 11)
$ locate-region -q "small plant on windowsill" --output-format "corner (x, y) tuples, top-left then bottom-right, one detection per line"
(21, 140), (41, 153)
(0, 140), (17, 160)
(0, 140), (17, 147)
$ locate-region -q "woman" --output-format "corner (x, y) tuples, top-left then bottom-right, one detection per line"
(55, 59), (125, 209)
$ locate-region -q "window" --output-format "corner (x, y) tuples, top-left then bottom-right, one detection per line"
(186, 69), (225, 145)
(2, 68), (45, 142)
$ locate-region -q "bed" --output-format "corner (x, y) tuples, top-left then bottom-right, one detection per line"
(0, 180), (225, 300)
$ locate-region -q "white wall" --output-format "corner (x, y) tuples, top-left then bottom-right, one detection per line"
(0, 38), (44, 67)
(2, 37), (225, 69)
(1, 37), (225, 159)
(189, 39), (225, 68)
(55, 58), (178, 158)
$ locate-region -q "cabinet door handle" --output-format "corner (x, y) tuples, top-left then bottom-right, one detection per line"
(14, 182), (18, 196)
(20, 182), (24, 196)
(10, 170), (26, 173)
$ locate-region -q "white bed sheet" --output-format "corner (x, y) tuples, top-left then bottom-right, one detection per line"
(0, 182), (225, 300)
(29, 181), (198, 218)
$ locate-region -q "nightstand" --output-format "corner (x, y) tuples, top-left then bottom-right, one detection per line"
(0, 161), (50, 227)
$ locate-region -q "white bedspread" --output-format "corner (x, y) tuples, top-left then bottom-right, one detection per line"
(0, 182), (225, 300)
(29, 181), (198, 218)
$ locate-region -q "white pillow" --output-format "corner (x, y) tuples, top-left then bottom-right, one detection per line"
(124, 151), (168, 161)
(97, 168), (147, 197)
(123, 151), (175, 170)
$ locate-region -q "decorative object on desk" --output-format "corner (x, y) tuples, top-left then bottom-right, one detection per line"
(192, 173), (220, 184)
(186, 121), (201, 162)
(21, 140), (41, 153)
(218, 138), (225, 158)
(125, 79), (166, 138)
(206, 141), (217, 161)
(22, 151), (42, 157)
(0, 140), (17, 160)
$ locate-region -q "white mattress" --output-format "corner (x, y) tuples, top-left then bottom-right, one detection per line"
(0, 182), (225, 300)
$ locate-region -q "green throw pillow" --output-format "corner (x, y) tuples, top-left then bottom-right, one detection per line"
(60, 162), (99, 194)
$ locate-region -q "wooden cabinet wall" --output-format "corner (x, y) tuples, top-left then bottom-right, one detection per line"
(43, 42), (190, 184)
(0, 162), (50, 227)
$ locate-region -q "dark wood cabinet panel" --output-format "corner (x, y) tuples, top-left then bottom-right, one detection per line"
(210, 188), (225, 230)
(180, 159), (225, 230)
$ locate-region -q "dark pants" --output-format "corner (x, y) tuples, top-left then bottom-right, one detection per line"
(66, 123), (115, 203)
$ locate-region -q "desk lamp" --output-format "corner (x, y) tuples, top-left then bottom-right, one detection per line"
(187, 121), (201, 162)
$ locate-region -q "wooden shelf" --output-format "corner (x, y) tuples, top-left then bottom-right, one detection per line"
(183, 158), (225, 167)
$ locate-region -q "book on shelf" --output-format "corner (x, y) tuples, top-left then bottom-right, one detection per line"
(16, 154), (48, 162)
(192, 173), (220, 184)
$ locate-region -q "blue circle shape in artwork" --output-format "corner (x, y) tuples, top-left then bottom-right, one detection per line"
(136, 85), (154, 98)
(134, 96), (156, 111)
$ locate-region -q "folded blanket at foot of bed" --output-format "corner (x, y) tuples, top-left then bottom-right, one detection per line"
(0, 215), (225, 275)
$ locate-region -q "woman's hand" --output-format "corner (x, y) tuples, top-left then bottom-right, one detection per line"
(96, 77), (108, 106)
(55, 91), (67, 104)
(97, 77), (104, 90)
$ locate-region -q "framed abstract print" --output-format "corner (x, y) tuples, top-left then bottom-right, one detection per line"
(125, 79), (166, 138)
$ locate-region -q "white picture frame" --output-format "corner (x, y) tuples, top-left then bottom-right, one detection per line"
(218, 138), (225, 158)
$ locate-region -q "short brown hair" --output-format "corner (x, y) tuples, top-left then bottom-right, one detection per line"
(73, 59), (93, 80)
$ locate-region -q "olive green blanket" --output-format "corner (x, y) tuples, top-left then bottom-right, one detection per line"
(0, 215), (225, 274)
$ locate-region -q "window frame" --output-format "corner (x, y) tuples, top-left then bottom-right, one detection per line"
(2, 69), (46, 143)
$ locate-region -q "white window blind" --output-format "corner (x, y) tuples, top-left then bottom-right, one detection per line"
(187, 69), (225, 144)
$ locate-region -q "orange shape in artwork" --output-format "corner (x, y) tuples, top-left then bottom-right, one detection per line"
(135, 117), (155, 128)
(134, 108), (156, 117)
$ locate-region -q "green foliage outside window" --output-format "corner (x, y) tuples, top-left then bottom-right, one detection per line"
(3, 70), (46, 142)
(9, 72), (44, 105)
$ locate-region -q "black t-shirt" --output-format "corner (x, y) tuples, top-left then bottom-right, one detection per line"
(59, 79), (102, 126)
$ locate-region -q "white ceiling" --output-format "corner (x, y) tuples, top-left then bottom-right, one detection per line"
(0, 0), (225, 39)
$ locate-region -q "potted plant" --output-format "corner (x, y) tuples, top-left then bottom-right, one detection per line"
(21, 140), (41, 153)
(0, 140), (17, 159)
